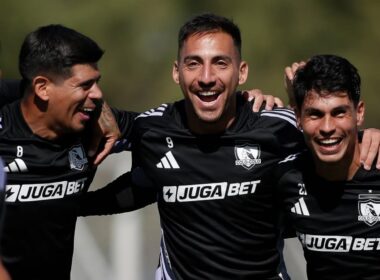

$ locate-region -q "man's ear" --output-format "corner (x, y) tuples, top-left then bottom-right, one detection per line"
(33, 76), (50, 101)
(238, 61), (248, 85)
(356, 101), (365, 126)
(172, 61), (180, 84)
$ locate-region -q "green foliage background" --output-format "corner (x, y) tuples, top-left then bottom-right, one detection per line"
(1, 0), (379, 126)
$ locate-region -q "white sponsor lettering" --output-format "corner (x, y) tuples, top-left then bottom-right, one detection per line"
(163, 180), (260, 202)
(5, 178), (87, 202)
(66, 179), (87, 195)
(19, 181), (67, 201)
(352, 238), (380, 250)
(301, 234), (351, 252)
(299, 233), (380, 252)
(177, 183), (226, 202)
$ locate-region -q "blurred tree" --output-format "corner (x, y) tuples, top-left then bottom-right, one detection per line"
(0, 0), (379, 126)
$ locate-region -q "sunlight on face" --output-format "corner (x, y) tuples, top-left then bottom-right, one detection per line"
(173, 32), (248, 134)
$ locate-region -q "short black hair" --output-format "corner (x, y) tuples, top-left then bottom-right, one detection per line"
(293, 54), (361, 109)
(177, 13), (242, 58)
(19, 24), (104, 87)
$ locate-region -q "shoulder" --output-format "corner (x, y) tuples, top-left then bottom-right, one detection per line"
(276, 151), (309, 180)
(354, 163), (380, 182)
(259, 107), (297, 128)
(250, 107), (304, 150)
(0, 102), (19, 132)
(135, 103), (171, 120)
(0, 79), (21, 108)
(130, 103), (175, 141)
(133, 102), (184, 130)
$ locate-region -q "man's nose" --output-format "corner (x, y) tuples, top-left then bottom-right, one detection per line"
(198, 64), (216, 87)
(320, 116), (336, 135)
(89, 83), (103, 99)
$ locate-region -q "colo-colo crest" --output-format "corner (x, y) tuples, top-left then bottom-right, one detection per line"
(234, 144), (261, 170)
(358, 194), (380, 226)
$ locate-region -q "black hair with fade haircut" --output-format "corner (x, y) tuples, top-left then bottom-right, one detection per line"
(19, 24), (104, 89)
(293, 54), (361, 109)
(177, 13), (242, 59)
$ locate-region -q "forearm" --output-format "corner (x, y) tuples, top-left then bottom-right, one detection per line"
(79, 172), (156, 216)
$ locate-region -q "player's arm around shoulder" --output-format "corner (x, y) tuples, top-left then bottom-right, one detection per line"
(78, 169), (157, 217)
(258, 106), (304, 154)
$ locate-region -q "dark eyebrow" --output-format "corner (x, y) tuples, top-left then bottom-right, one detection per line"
(331, 105), (350, 112)
(303, 105), (351, 115)
(183, 55), (233, 63)
(183, 55), (201, 62)
(303, 107), (321, 115)
(212, 55), (232, 62)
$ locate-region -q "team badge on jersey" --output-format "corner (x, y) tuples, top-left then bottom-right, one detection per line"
(68, 145), (88, 171)
(357, 194), (380, 226)
(234, 144), (261, 170)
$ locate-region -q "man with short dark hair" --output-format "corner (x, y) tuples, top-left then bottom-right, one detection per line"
(277, 54), (380, 279)
(0, 21), (290, 280)
(0, 24), (129, 280)
(81, 13), (304, 279)
(79, 14), (380, 279)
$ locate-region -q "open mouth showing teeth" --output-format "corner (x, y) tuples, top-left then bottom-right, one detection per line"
(317, 138), (342, 147)
(80, 107), (95, 115)
(197, 91), (219, 102)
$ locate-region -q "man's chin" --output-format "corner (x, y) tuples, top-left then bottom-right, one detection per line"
(315, 152), (345, 164)
(71, 123), (87, 133)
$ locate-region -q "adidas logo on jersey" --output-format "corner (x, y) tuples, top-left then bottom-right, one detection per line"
(156, 151), (180, 169)
(4, 158), (28, 173)
(291, 197), (310, 216)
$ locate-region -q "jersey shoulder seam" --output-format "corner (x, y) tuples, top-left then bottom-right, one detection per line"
(135, 103), (169, 120)
(260, 108), (297, 128)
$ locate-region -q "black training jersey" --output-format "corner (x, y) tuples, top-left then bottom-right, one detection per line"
(0, 79), (21, 108)
(130, 95), (304, 280)
(277, 151), (380, 280)
(0, 101), (135, 280)
(0, 158), (5, 251)
(0, 101), (96, 280)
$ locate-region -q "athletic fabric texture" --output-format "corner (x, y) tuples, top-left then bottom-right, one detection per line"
(128, 95), (304, 279)
(277, 151), (380, 280)
(0, 99), (135, 280)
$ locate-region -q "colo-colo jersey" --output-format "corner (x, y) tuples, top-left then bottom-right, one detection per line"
(277, 151), (380, 280)
(130, 95), (304, 280)
(0, 100), (134, 280)
(0, 158), (5, 251)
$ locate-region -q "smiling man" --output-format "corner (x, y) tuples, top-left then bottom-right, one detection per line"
(130, 14), (303, 279)
(277, 55), (380, 279)
(81, 13), (304, 280)
(0, 24), (116, 280)
(173, 29), (248, 134)
(79, 15), (380, 279)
